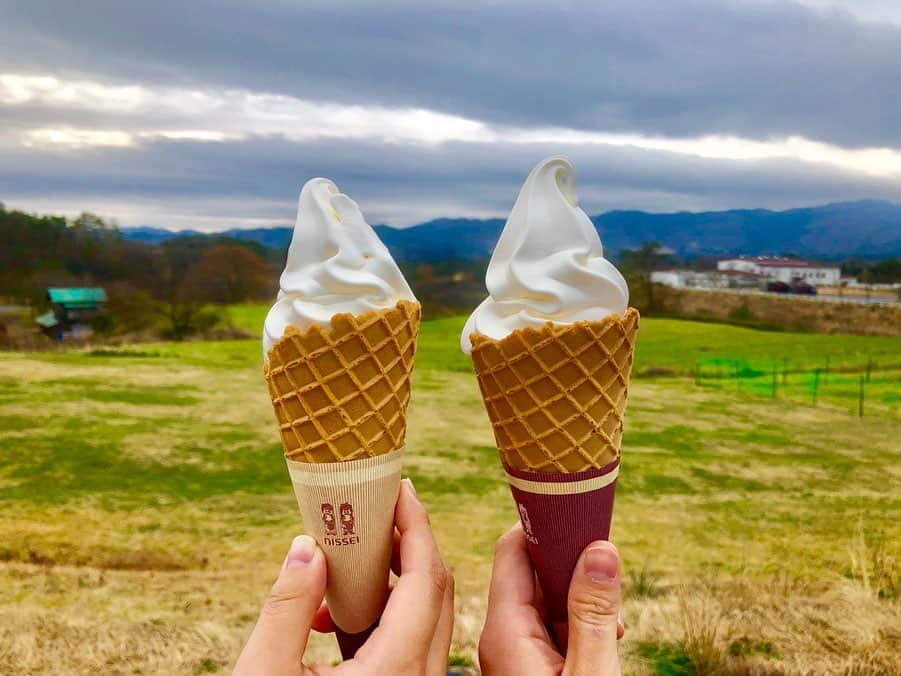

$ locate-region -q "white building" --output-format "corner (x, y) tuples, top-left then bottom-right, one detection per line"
(651, 269), (764, 289)
(650, 270), (687, 288)
(717, 257), (841, 286)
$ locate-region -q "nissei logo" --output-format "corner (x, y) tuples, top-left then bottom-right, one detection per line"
(518, 503), (538, 545)
(323, 535), (361, 546)
(340, 502), (356, 535)
(321, 503), (337, 536)
(321, 501), (360, 546)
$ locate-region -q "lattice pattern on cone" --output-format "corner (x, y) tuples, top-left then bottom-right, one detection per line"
(470, 308), (639, 473)
(265, 300), (421, 463)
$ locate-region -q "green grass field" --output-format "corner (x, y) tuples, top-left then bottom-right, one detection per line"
(1, 310), (899, 674)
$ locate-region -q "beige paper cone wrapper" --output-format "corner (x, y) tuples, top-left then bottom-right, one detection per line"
(264, 301), (420, 656)
(286, 449), (403, 633)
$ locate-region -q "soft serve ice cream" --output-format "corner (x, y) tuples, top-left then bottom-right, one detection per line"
(461, 156), (628, 353)
(261, 177), (420, 660)
(263, 177), (416, 357)
(462, 157), (638, 648)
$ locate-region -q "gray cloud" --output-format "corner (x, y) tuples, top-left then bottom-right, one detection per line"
(1, 0), (899, 229)
(1, 0), (901, 148)
(2, 135), (898, 229)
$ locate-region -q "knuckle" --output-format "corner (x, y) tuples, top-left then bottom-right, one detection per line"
(429, 561), (448, 596)
(407, 658), (429, 674)
(478, 632), (497, 670)
(262, 585), (309, 618)
(388, 653), (428, 673)
(405, 566), (447, 605)
(569, 590), (619, 626)
(494, 529), (516, 554)
(262, 594), (288, 619)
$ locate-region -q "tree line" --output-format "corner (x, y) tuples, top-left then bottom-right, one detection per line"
(0, 204), (273, 338)
(3, 202), (897, 342)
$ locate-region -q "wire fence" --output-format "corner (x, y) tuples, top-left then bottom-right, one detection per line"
(695, 357), (901, 418)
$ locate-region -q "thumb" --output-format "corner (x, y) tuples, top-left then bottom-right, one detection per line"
(234, 535), (327, 674)
(562, 541), (622, 676)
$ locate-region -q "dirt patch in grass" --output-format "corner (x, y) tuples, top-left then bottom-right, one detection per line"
(0, 546), (199, 571)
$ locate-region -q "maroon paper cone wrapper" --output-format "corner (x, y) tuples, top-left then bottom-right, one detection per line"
(335, 622), (377, 660)
(503, 458), (619, 623)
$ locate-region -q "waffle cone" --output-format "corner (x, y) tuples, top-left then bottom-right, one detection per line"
(265, 300), (421, 462)
(470, 308), (639, 473)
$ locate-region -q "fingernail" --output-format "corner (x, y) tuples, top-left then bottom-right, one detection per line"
(404, 477), (417, 496)
(584, 544), (619, 582)
(284, 535), (316, 569)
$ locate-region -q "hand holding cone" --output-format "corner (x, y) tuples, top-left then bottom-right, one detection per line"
(462, 157), (638, 649)
(262, 178), (419, 659)
(470, 309), (638, 627)
(261, 158), (637, 661)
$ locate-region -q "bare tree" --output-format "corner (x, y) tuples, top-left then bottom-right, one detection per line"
(618, 241), (671, 312)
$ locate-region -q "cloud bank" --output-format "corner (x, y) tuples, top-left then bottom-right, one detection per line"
(0, 0), (898, 229)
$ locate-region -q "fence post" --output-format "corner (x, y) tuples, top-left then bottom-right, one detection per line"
(858, 375), (865, 417)
(812, 368), (820, 405)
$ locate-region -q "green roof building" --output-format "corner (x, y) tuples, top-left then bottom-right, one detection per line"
(38, 287), (107, 338)
(47, 288), (108, 306)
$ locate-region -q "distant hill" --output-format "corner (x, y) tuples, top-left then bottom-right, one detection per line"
(121, 226), (203, 245)
(122, 200), (901, 261)
(220, 227), (295, 250)
(593, 200), (901, 259)
(373, 218), (506, 262)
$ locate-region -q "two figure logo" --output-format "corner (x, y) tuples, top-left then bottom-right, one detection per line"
(321, 503), (337, 536)
(518, 503), (538, 544)
(321, 502), (356, 539)
(339, 502), (355, 535)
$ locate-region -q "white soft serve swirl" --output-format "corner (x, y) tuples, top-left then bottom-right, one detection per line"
(263, 178), (416, 358)
(461, 156), (628, 353)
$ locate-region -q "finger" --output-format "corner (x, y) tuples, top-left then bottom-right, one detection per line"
(311, 578), (400, 634)
(479, 525), (561, 674)
(355, 479), (447, 669)
(487, 523), (536, 610)
(561, 541), (621, 675)
(233, 536), (326, 674)
(390, 528), (402, 576)
(311, 601), (335, 633)
(534, 572), (549, 624)
(425, 569), (455, 676)
(555, 609), (624, 642)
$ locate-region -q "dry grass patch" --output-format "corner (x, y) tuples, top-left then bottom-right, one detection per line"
(2, 321), (898, 673)
(623, 572), (900, 675)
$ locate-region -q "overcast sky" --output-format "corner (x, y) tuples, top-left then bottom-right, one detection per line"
(1, 0), (899, 230)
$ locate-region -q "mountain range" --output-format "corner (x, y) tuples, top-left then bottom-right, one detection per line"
(122, 200), (901, 261)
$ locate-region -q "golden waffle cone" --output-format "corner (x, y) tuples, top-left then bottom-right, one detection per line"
(265, 300), (421, 462)
(470, 308), (639, 473)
